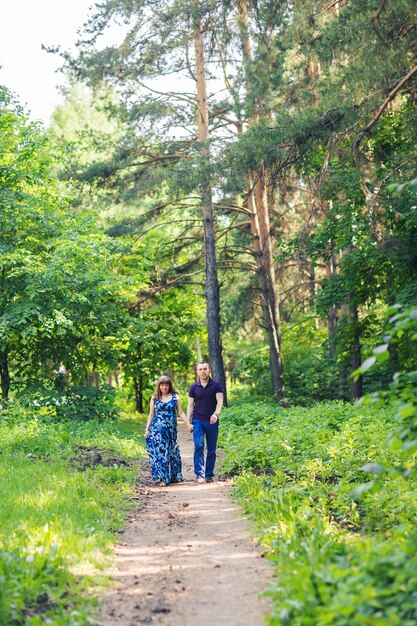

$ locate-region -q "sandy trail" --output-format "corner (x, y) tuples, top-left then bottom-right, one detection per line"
(99, 422), (271, 625)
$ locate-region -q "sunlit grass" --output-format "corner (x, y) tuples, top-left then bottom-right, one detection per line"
(0, 404), (147, 625)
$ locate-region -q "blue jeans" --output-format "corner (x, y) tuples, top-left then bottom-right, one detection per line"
(192, 419), (219, 478)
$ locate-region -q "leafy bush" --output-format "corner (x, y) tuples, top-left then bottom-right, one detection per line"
(356, 305), (417, 461)
(19, 383), (119, 421)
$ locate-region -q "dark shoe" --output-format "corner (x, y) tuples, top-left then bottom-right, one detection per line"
(205, 476), (214, 483)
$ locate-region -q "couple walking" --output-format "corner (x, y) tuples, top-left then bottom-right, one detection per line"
(144, 362), (224, 485)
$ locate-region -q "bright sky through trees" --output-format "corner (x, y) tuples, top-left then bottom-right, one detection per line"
(0, 1), (94, 124)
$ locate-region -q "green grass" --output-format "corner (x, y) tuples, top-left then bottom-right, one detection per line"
(219, 401), (417, 626)
(0, 402), (146, 625)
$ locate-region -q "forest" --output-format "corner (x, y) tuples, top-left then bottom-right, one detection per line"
(1, 1), (417, 624)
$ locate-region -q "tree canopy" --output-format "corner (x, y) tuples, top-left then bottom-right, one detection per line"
(1, 0), (417, 407)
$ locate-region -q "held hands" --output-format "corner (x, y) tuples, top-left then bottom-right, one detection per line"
(182, 411), (193, 433)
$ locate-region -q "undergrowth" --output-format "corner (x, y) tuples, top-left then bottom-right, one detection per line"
(219, 401), (417, 625)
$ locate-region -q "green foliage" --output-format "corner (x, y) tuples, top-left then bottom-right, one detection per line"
(21, 381), (119, 421)
(0, 400), (145, 625)
(231, 321), (338, 405)
(219, 400), (417, 624)
(0, 86), (201, 407)
(239, 1), (417, 399)
(0, 527), (90, 626)
(282, 322), (338, 404)
(0, 87), (133, 396)
(356, 305), (417, 464)
(232, 349), (273, 396)
(119, 287), (202, 385)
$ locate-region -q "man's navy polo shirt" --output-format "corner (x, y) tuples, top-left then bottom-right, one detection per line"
(189, 378), (223, 422)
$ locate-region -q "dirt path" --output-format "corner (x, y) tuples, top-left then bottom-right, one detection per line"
(99, 422), (272, 626)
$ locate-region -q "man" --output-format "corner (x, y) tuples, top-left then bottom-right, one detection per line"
(186, 362), (224, 483)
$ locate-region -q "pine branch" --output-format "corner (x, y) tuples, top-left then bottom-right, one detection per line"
(214, 203), (251, 216)
(107, 197), (201, 237)
(219, 244), (256, 257)
(137, 79), (197, 107)
(218, 260), (258, 272)
(135, 268), (206, 305)
(371, 0), (387, 23)
(217, 221), (252, 238)
(353, 65), (417, 156)
(125, 153), (190, 169)
(325, 0), (344, 11)
(185, 35), (197, 82)
(138, 218), (201, 239)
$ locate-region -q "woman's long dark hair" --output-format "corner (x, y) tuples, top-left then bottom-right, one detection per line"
(153, 375), (177, 399)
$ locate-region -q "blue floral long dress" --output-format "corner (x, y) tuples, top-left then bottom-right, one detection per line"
(146, 393), (183, 484)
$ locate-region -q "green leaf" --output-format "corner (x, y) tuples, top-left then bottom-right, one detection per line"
(373, 344), (389, 355)
(360, 357), (377, 373)
(351, 480), (376, 497)
(399, 404), (416, 418)
(409, 177), (417, 191)
(361, 463), (383, 474)
(403, 439), (417, 453)
(376, 350), (390, 363)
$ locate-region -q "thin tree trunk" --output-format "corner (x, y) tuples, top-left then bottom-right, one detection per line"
(349, 304), (363, 399)
(237, 0), (286, 402)
(328, 304), (338, 361)
(134, 342), (144, 413)
(308, 264), (316, 311)
(247, 172), (284, 398)
(194, 25), (227, 401)
(338, 303), (350, 399)
(327, 255), (338, 362)
(0, 349), (10, 401)
(133, 377), (143, 413)
(254, 168), (285, 399)
(338, 299), (363, 399)
(195, 336), (203, 362)
(338, 362), (348, 399)
(87, 372), (100, 387)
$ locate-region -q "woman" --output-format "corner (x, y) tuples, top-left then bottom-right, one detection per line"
(145, 375), (186, 485)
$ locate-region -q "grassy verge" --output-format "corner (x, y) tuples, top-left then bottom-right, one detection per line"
(219, 401), (417, 626)
(0, 402), (146, 625)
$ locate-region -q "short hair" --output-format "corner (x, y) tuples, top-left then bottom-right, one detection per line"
(195, 362), (211, 381)
(196, 361), (210, 369)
